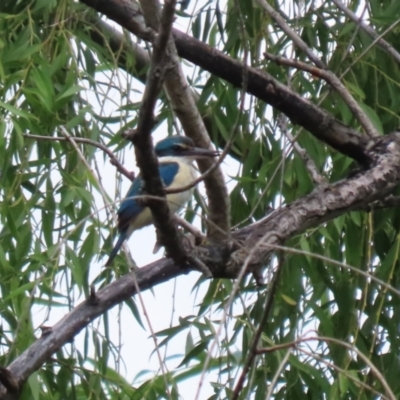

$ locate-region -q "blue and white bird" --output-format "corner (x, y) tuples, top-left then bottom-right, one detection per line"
(105, 135), (218, 266)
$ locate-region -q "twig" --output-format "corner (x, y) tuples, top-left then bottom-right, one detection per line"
(255, 243), (400, 299)
(23, 133), (134, 181)
(364, 195), (400, 211)
(173, 215), (205, 243)
(57, 127), (130, 264)
(332, 0), (400, 65)
(265, 349), (292, 399)
(258, 0), (379, 138)
(277, 114), (327, 185)
(256, 0), (324, 68)
(340, 17), (400, 80)
(257, 336), (396, 400)
(264, 52), (379, 138)
(298, 347), (390, 400)
(193, 1), (250, 393)
(86, 15), (151, 83)
(189, 257), (213, 277)
(194, 228), (285, 400)
(231, 253), (285, 400)
(51, 129), (136, 267)
(59, 127), (112, 205)
(258, 338), (390, 399)
(336, 4), (367, 66)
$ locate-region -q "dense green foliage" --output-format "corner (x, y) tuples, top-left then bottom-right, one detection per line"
(1, 0), (400, 399)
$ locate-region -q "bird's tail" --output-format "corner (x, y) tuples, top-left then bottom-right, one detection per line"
(105, 233), (126, 267)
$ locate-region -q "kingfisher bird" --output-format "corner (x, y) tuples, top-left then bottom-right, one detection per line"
(105, 135), (218, 266)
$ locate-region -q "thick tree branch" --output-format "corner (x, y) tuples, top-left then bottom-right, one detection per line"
(126, 0), (188, 265)
(139, 0), (230, 240)
(80, 3), (231, 240)
(79, 0), (373, 166)
(0, 259), (185, 398)
(229, 132), (400, 276)
(162, 56), (231, 242)
(172, 30), (372, 165)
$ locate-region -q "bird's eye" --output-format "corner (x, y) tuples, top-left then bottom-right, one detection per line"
(173, 144), (184, 151)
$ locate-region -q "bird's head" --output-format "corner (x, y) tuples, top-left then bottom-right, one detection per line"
(155, 136), (219, 160)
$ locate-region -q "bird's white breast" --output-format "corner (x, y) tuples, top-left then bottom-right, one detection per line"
(161, 156), (198, 213)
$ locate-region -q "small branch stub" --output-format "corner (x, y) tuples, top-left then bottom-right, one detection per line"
(0, 367), (19, 394)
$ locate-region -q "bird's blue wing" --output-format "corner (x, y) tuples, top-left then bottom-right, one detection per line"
(106, 178), (144, 266)
(106, 162), (179, 266)
(117, 162), (179, 233)
(117, 176), (144, 233)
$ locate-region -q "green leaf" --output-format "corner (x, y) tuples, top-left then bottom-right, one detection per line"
(55, 85), (82, 102)
(0, 100), (33, 120)
(359, 102), (383, 135)
(178, 341), (208, 367)
(281, 293), (297, 306)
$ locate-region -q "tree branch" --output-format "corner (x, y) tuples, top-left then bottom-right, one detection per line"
(125, 0), (190, 266)
(0, 259), (185, 397)
(23, 133), (134, 181)
(229, 132), (400, 276)
(141, 0), (231, 240)
(277, 114), (327, 185)
(231, 254), (285, 400)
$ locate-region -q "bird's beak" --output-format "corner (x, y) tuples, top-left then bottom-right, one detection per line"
(185, 147), (219, 159)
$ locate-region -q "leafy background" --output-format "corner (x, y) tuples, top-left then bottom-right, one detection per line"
(1, 0), (400, 399)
